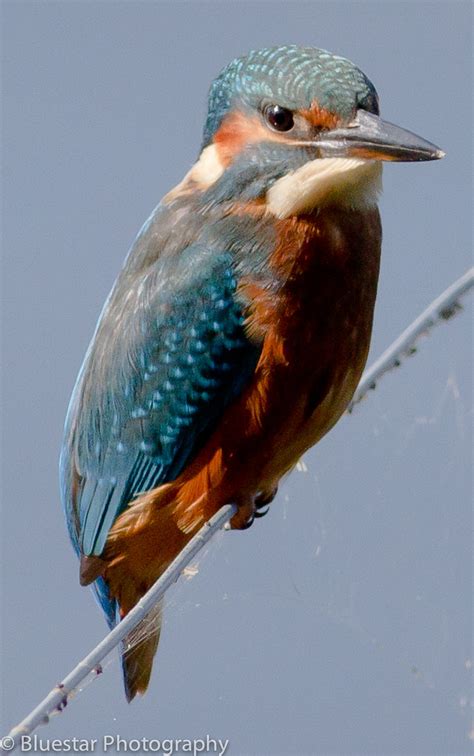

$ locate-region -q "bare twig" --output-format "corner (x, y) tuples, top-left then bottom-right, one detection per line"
(2, 267), (473, 751)
(349, 267), (474, 411)
(2, 504), (237, 750)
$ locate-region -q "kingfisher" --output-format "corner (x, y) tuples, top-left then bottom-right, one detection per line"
(60, 45), (443, 701)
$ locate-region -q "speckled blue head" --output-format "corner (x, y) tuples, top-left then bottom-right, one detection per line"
(202, 45), (379, 147)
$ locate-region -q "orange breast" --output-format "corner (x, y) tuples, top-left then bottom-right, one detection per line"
(171, 205), (382, 530)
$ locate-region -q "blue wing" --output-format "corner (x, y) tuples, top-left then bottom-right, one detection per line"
(60, 212), (262, 624)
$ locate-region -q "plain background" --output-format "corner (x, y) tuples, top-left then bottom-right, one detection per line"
(1, 1), (472, 754)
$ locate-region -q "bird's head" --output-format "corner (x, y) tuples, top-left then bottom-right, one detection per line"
(173, 45), (444, 217)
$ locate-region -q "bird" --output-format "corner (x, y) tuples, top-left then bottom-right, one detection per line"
(60, 44), (444, 701)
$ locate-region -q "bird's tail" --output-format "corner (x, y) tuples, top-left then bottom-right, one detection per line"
(121, 601), (163, 702)
(80, 479), (218, 700)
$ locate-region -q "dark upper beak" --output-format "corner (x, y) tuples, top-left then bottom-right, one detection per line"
(313, 109), (445, 162)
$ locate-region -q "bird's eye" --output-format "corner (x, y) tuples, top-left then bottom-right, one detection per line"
(264, 104), (294, 132)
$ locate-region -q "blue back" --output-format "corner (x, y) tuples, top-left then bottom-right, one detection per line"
(60, 200), (263, 624)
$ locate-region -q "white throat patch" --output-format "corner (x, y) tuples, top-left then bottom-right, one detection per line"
(266, 158), (383, 218)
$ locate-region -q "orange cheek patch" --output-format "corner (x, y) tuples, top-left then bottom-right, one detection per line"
(214, 110), (284, 166)
(301, 102), (341, 130)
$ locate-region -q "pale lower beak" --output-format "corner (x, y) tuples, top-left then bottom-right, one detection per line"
(313, 109), (445, 162)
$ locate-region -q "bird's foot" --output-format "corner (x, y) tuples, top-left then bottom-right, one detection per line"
(229, 487), (278, 530)
(254, 486), (278, 518)
(229, 497), (255, 530)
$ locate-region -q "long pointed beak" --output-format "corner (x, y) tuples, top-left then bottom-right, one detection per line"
(313, 109), (445, 162)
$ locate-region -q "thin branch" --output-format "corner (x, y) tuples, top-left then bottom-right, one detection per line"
(349, 267), (474, 411)
(2, 267), (473, 751)
(3, 504), (237, 750)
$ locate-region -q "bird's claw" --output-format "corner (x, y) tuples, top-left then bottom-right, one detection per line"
(230, 499), (255, 530)
(255, 486), (278, 509)
(230, 487), (277, 529)
(239, 515), (255, 530)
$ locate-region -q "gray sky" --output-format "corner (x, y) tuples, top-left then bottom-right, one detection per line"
(1, 1), (472, 754)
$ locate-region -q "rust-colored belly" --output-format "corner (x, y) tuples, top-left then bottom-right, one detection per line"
(175, 206), (382, 521)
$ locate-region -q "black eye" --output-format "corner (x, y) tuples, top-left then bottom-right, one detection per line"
(264, 104), (294, 132)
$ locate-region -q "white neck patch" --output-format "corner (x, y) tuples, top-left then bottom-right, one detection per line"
(266, 157), (383, 218)
(164, 145), (225, 203)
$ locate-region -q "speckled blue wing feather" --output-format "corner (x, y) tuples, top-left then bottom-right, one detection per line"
(60, 234), (261, 576)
